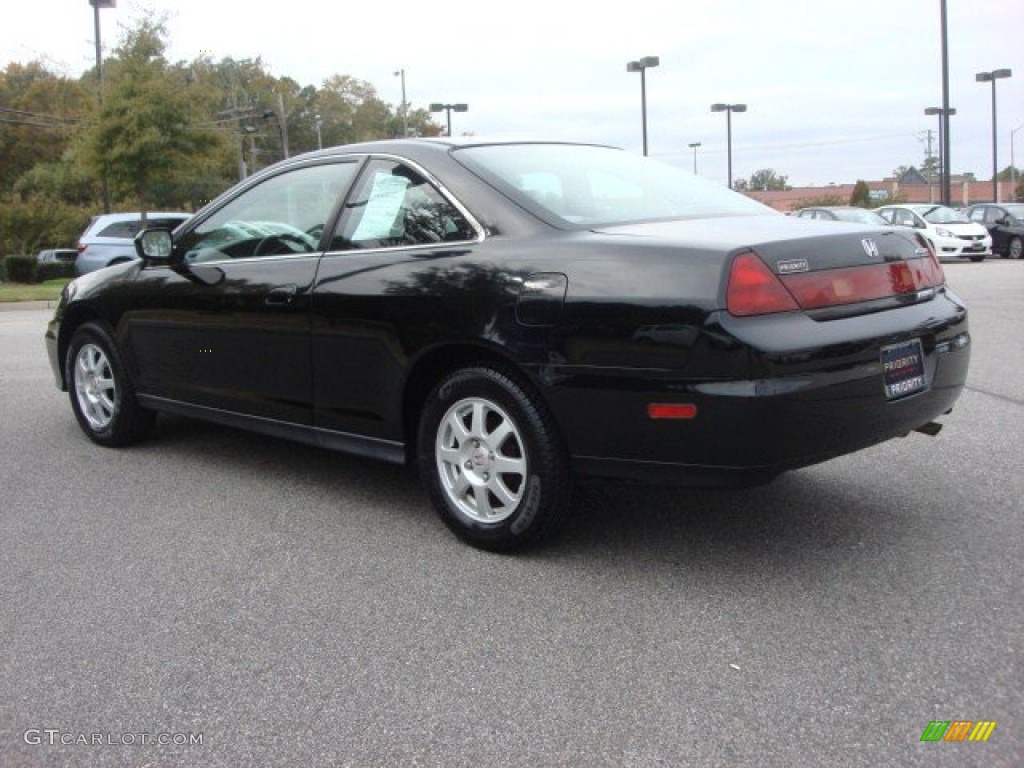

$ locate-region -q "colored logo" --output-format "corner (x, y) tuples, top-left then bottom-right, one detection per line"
(920, 720), (997, 742)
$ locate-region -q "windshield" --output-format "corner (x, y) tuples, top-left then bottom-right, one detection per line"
(920, 206), (969, 224)
(831, 208), (888, 225)
(453, 143), (773, 228)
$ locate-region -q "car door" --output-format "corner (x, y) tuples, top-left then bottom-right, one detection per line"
(124, 159), (361, 425)
(310, 157), (482, 449)
(984, 206), (1010, 253)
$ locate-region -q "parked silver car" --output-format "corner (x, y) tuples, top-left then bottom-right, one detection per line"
(76, 212), (190, 274)
(35, 248), (78, 266)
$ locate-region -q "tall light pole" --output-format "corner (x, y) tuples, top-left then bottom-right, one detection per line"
(429, 103), (468, 137)
(1012, 122), (1024, 200)
(711, 103), (746, 189)
(394, 69), (408, 137)
(976, 68), (1012, 202)
(89, 0), (115, 213)
(925, 107), (956, 203)
(626, 56), (659, 156)
(939, 0), (952, 207)
(315, 114), (323, 150)
(688, 142), (701, 174)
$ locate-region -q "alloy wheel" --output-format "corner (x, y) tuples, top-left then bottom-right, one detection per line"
(435, 396), (528, 524)
(73, 343), (117, 430)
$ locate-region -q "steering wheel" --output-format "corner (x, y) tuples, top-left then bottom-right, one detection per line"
(252, 233), (312, 257)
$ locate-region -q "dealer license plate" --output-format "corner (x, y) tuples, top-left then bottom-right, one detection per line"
(881, 339), (926, 400)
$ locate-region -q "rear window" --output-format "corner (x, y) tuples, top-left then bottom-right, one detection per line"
(453, 143), (771, 228)
(96, 217), (187, 238)
(97, 220), (144, 238)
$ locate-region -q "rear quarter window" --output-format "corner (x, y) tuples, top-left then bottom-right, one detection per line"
(97, 220), (143, 238)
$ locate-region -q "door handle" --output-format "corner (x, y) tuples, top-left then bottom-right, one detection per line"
(265, 284), (298, 305)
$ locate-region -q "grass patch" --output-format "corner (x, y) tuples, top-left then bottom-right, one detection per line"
(0, 278), (71, 303)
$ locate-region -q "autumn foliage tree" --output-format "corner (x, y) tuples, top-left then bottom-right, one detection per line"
(0, 13), (442, 253)
(74, 16), (228, 214)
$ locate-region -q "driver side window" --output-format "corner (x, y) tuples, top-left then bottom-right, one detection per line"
(179, 161), (358, 263)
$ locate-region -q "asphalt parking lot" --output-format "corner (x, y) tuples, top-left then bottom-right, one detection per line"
(0, 261), (1020, 767)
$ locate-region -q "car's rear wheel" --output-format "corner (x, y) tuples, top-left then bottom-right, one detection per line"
(1009, 236), (1023, 260)
(66, 323), (154, 446)
(418, 366), (571, 551)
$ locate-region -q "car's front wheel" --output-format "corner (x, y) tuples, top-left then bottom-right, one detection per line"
(66, 323), (154, 446)
(418, 366), (571, 551)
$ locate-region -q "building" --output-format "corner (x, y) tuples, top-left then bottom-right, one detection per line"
(747, 172), (1017, 212)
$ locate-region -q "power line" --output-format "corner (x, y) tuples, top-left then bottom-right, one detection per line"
(0, 105), (78, 126)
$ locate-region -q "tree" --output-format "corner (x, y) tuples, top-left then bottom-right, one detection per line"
(849, 180), (871, 207)
(0, 61), (89, 194)
(997, 165), (1020, 182)
(748, 168), (791, 191)
(75, 16), (228, 213)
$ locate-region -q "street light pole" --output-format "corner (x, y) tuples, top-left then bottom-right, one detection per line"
(429, 103), (468, 137)
(925, 107), (956, 203)
(939, 0), (952, 207)
(976, 68), (1012, 202)
(394, 69), (408, 137)
(626, 56), (659, 156)
(1011, 122), (1024, 200)
(711, 103), (747, 189)
(688, 142), (701, 174)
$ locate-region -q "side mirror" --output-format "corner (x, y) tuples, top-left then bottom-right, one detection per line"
(134, 228), (174, 262)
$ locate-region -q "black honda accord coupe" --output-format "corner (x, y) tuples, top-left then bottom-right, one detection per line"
(45, 139), (970, 550)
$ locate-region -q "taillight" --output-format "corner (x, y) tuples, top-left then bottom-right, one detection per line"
(77, 243), (87, 253)
(727, 248), (945, 317)
(782, 260), (942, 309)
(726, 251), (800, 316)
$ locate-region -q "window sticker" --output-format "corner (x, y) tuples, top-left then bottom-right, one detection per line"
(352, 174), (409, 240)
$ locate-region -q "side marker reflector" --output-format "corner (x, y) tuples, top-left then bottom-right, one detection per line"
(647, 403), (698, 420)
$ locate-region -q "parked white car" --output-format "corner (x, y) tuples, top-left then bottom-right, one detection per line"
(874, 204), (991, 262)
(76, 212), (191, 275)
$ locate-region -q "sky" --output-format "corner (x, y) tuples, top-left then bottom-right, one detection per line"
(3, 0), (1023, 187)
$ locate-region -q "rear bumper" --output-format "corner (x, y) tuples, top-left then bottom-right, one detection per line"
(542, 292), (969, 486)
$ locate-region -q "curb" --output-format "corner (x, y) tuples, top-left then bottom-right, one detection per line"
(0, 300), (58, 312)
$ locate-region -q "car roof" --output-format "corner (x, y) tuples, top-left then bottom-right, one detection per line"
(90, 211), (190, 222)
(256, 137), (617, 171)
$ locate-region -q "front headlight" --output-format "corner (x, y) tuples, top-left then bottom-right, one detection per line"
(935, 227), (955, 238)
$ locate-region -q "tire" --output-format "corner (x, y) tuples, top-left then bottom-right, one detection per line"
(417, 366), (572, 552)
(1009, 237), (1023, 260)
(969, 254), (986, 262)
(66, 322), (155, 447)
